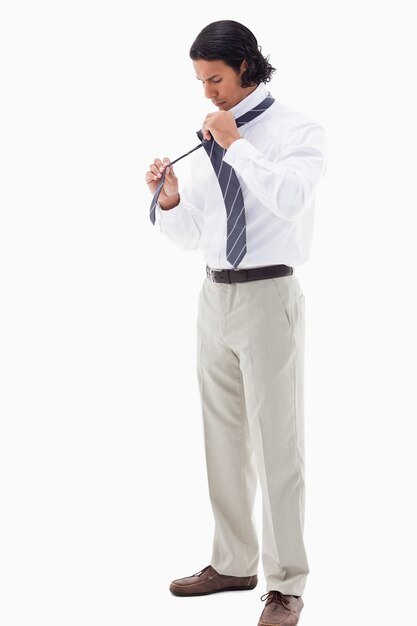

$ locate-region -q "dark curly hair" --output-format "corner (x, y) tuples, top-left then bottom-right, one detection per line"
(189, 20), (276, 87)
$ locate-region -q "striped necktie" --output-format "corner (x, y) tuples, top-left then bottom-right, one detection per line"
(150, 93), (275, 268)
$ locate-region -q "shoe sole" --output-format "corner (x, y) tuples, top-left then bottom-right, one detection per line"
(170, 584), (258, 597)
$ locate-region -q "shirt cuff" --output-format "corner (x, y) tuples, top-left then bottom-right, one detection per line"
(223, 137), (261, 168)
(156, 200), (185, 223)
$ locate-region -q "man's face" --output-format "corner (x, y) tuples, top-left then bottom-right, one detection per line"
(193, 58), (256, 111)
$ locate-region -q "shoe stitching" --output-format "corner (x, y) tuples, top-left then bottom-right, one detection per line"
(259, 610), (299, 626)
(259, 602), (302, 626)
(171, 576), (254, 588)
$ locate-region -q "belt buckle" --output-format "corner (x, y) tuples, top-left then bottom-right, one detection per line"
(206, 267), (233, 283)
(206, 266), (217, 282)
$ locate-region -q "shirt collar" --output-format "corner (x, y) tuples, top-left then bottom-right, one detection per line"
(229, 82), (271, 119)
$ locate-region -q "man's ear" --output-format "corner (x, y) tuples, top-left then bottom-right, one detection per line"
(240, 59), (249, 75)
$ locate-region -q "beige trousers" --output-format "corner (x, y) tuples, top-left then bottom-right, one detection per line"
(196, 272), (309, 596)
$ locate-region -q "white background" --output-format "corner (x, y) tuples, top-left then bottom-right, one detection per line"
(1, 1), (417, 624)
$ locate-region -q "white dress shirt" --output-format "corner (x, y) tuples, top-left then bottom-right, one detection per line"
(156, 82), (327, 269)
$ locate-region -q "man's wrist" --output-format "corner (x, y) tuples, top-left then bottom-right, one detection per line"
(224, 136), (242, 150)
(159, 193), (180, 210)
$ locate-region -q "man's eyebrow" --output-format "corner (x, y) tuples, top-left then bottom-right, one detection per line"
(196, 74), (221, 81)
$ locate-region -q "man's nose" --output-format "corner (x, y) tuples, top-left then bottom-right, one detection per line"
(204, 83), (218, 99)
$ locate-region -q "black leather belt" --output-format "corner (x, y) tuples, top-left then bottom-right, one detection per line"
(206, 264), (293, 284)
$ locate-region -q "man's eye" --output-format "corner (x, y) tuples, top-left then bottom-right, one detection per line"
(212, 79), (222, 84)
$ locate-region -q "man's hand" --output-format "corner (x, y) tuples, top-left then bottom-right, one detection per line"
(145, 157), (180, 210)
(202, 111), (241, 149)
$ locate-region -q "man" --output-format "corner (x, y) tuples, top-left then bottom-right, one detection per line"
(145, 19), (327, 626)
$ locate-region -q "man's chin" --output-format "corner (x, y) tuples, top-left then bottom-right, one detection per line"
(214, 101), (227, 110)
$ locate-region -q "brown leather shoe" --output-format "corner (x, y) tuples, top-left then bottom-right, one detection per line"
(169, 564), (258, 597)
(258, 591), (304, 626)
